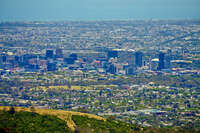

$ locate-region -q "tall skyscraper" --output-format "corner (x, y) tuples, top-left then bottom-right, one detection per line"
(64, 57), (76, 64)
(2, 55), (7, 63)
(158, 52), (165, 70)
(165, 56), (171, 69)
(69, 53), (78, 60)
(55, 49), (63, 58)
(135, 51), (143, 67)
(125, 65), (135, 75)
(107, 63), (116, 74)
(107, 50), (118, 59)
(165, 49), (172, 69)
(47, 62), (57, 71)
(14, 56), (19, 62)
(151, 58), (159, 71)
(46, 50), (54, 59)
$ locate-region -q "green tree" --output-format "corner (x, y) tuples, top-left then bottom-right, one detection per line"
(9, 106), (15, 115)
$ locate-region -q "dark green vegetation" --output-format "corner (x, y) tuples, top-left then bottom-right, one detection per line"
(0, 108), (199, 133)
(0, 108), (71, 133)
(72, 115), (199, 133)
(73, 115), (138, 133)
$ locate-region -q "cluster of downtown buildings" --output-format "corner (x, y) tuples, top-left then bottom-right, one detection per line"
(0, 47), (174, 75)
(0, 20), (199, 76)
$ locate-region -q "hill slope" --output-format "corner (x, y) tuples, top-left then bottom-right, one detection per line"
(0, 110), (71, 133)
(0, 106), (105, 131)
(0, 106), (199, 133)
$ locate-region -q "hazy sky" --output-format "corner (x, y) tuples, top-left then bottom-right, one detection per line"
(0, 0), (200, 21)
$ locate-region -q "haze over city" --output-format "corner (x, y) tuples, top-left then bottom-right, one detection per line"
(0, 0), (200, 21)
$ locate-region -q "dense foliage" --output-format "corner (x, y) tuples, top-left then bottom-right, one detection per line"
(72, 115), (138, 133)
(0, 107), (199, 133)
(72, 115), (199, 133)
(0, 109), (71, 133)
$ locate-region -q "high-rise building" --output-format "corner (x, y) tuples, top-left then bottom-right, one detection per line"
(165, 56), (171, 69)
(2, 55), (7, 63)
(158, 52), (165, 70)
(107, 63), (116, 74)
(165, 49), (172, 69)
(107, 50), (118, 59)
(105, 63), (116, 74)
(69, 53), (78, 60)
(64, 58), (75, 64)
(125, 65), (135, 75)
(14, 56), (19, 62)
(135, 51), (143, 67)
(47, 62), (57, 71)
(46, 50), (54, 58)
(151, 58), (159, 71)
(55, 49), (63, 58)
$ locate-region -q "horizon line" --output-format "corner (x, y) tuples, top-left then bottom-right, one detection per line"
(1, 18), (200, 23)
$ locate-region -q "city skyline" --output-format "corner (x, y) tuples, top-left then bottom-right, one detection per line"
(0, 0), (200, 21)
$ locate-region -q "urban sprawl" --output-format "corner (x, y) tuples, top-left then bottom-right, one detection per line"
(0, 20), (200, 128)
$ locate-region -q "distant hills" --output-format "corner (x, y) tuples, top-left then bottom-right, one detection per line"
(0, 106), (199, 133)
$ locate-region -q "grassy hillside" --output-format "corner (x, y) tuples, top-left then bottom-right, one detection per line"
(72, 115), (139, 133)
(0, 106), (199, 133)
(0, 106), (105, 131)
(0, 110), (71, 133)
(0, 107), (139, 133)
